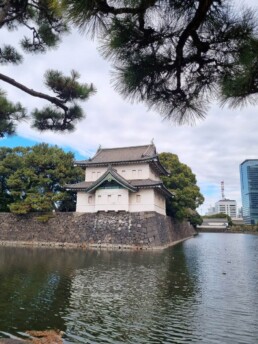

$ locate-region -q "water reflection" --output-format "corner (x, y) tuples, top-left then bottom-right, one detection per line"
(0, 247), (84, 333)
(65, 249), (200, 343)
(0, 234), (257, 344)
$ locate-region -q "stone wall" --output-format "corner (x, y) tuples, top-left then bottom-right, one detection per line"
(0, 211), (196, 249)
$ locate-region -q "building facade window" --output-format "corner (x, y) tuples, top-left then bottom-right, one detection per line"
(136, 195), (141, 203)
(215, 200), (237, 218)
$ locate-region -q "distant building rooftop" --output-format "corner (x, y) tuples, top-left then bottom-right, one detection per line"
(240, 159), (258, 166)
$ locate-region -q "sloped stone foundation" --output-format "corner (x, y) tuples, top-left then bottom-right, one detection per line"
(0, 211), (196, 249)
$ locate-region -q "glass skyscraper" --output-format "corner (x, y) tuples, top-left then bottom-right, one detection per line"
(240, 160), (258, 224)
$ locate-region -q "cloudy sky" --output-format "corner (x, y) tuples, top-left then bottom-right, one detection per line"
(1, 0), (258, 215)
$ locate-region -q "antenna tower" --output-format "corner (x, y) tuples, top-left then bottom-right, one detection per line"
(221, 181), (225, 200)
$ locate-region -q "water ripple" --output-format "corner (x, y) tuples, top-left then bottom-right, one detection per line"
(0, 234), (257, 343)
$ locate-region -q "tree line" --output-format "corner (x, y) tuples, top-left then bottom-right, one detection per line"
(0, 144), (204, 226)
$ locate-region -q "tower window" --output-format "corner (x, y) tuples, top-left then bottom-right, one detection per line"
(136, 195), (141, 203)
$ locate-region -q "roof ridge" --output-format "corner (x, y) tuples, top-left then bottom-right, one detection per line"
(89, 146), (103, 161)
(99, 144), (153, 151)
(74, 143), (163, 167)
(142, 143), (156, 157)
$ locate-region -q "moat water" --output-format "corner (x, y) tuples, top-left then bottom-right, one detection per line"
(0, 233), (257, 343)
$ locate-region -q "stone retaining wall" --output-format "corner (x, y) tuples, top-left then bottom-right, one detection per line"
(0, 211), (196, 249)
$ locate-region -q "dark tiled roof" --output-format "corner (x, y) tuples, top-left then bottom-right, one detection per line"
(75, 144), (169, 176)
(129, 179), (163, 187)
(65, 181), (92, 190)
(75, 144), (156, 165)
(128, 179), (173, 198)
(65, 175), (173, 198)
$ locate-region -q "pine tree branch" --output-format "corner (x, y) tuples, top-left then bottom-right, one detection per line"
(0, 0), (27, 27)
(0, 0), (11, 27)
(175, 0), (214, 90)
(0, 72), (68, 112)
(88, 0), (156, 17)
(177, 0), (215, 51)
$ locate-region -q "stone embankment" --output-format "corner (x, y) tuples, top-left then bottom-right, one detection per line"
(0, 211), (195, 249)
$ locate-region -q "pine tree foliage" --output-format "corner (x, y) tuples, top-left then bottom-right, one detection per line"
(0, 144), (84, 214)
(220, 38), (258, 108)
(159, 152), (204, 223)
(63, 0), (258, 123)
(0, 90), (26, 137)
(0, 0), (95, 136)
(31, 70), (95, 131)
(0, 147), (17, 211)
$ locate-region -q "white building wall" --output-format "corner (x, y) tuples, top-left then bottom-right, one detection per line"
(129, 189), (155, 213)
(76, 192), (95, 213)
(116, 164), (149, 180)
(78, 163), (166, 214)
(215, 200), (237, 218)
(85, 164), (161, 182)
(149, 168), (160, 181)
(95, 188), (129, 212)
(85, 167), (106, 181)
(153, 190), (166, 215)
(77, 188), (166, 214)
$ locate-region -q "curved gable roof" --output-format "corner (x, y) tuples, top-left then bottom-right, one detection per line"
(65, 175), (173, 198)
(86, 166), (137, 193)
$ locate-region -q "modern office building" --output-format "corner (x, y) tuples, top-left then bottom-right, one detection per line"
(240, 160), (258, 224)
(215, 199), (237, 218)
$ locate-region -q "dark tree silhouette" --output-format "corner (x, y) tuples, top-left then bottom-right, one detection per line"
(0, 0), (95, 137)
(63, 0), (257, 123)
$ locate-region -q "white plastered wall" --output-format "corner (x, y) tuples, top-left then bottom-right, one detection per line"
(129, 189), (155, 213)
(95, 188), (129, 212)
(115, 163), (160, 180)
(76, 188), (166, 214)
(76, 192), (95, 213)
(85, 167), (106, 182)
(77, 163), (165, 213)
(153, 190), (166, 215)
(85, 163), (161, 182)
